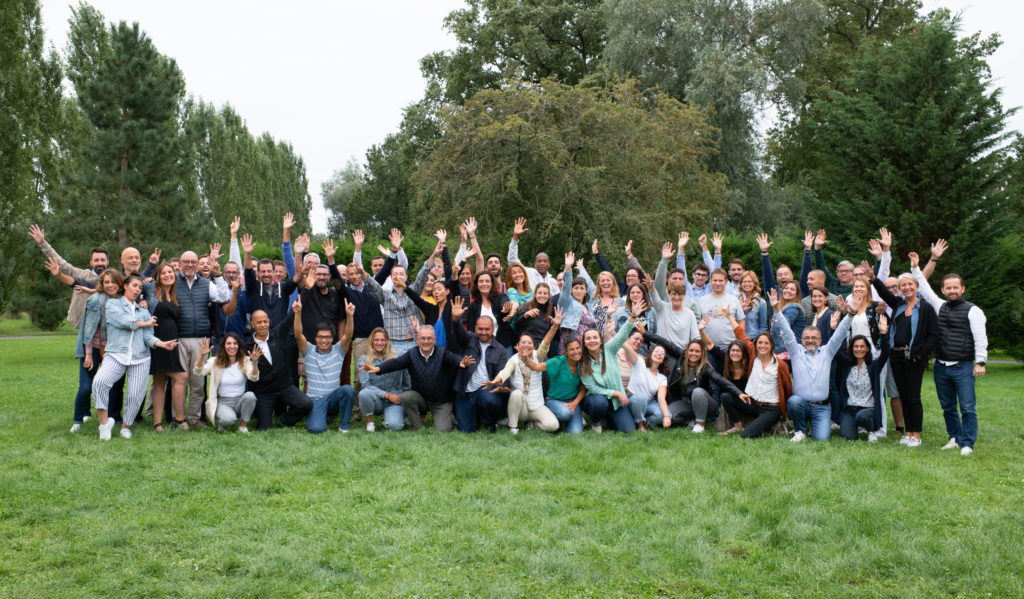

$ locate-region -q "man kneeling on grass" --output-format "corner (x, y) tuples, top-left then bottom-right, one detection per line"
(360, 325), (475, 432)
(293, 299), (356, 433)
(248, 309), (312, 430)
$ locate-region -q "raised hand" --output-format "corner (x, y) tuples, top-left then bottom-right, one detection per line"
(241, 233), (255, 254)
(463, 246), (479, 260)
(803, 230), (814, 251)
(230, 216), (241, 238)
(459, 355), (476, 369)
(199, 337), (211, 356)
(551, 306), (565, 327)
(630, 299), (648, 317)
(834, 294), (848, 315)
(678, 231), (689, 249)
(323, 239), (336, 261)
(740, 296), (753, 313)
(624, 240), (633, 257)
(389, 228), (404, 251)
(642, 273), (655, 292)
(352, 229), (365, 249)
(757, 233), (772, 253)
(292, 299), (302, 314)
(450, 295), (466, 320)
(44, 257), (60, 276)
(814, 229), (827, 250)
(698, 314), (710, 330)
(564, 251), (575, 269)
(282, 212), (295, 231)
(716, 303), (732, 319)
(28, 224), (45, 244)
(294, 233), (310, 255)
(459, 223), (467, 241)
(879, 227), (892, 251)
(848, 292), (863, 314)
(661, 242), (674, 260)
(434, 229), (447, 244)
(860, 260), (875, 281)
(768, 288), (781, 311)
(230, 278), (240, 290)
(209, 242), (222, 263)
(712, 232), (724, 253)
(249, 344), (263, 363)
(698, 234), (708, 250)
(344, 298), (355, 317)
(930, 239), (948, 260)
(376, 244), (390, 257)
(908, 252), (920, 269)
(592, 239), (599, 255)
(575, 258), (584, 272)
(868, 238), (882, 260)
(830, 310), (841, 329)
(513, 218), (528, 239)
(464, 217), (478, 236)
(149, 248), (162, 264)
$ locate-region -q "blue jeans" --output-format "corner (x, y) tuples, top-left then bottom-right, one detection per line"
(934, 361), (978, 448)
(455, 388), (506, 432)
(357, 389), (405, 431)
(307, 385), (355, 433)
(787, 394), (832, 441)
(391, 340), (416, 356)
(610, 395), (647, 432)
(839, 407), (875, 440)
(73, 348), (101, 424)
(545, 394), (608, 434)
(645, 398), (665, 428)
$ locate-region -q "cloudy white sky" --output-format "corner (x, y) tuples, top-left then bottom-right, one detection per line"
(40, 0), (1023, 234)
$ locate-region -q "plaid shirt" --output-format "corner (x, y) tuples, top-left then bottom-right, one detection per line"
(363, 274), (425, 342)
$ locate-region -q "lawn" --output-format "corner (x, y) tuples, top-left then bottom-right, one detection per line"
(1, 334), (1023, 598)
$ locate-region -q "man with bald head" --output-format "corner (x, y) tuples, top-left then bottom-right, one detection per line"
(176, 247), (233, 427)
(247, 309), (312, 429)
(507, 218), (560, 293)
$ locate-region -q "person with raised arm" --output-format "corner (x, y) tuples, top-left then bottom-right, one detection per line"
(674, 231), (717, 300)
(697, 265), (745, 351)
(482, 308), (566, 434)
(655, 241), (704, 318)
(773, 287), (856, 442)
(30, 224), (110, 326)
(246, 307), (312, 431)
(767, 280), (804, 361)
(449, 298), (509, 433)
(649, 243), (701, 348)
(579, 299), (649, 433)
(587, 265), (624, 339)
(507, 218), (560, 292)
(909, 248), (987, 456)
(610, 282), (658, 336)
(406, 231), (461, 347)
(835, 314), (891, 441)
(618, 327), (670, 430)
(556, 250), (597, 355)
(521, 328), (595, 434)
(293, 299), (356, 433)
(361, 228), (431, 355)
(737, 270), (768, 339)
(756, 233), (795, 296)
(798, 230), (840, 323)
(514, 282), (557, 347)
(591, 238), (645, 296)
(219, 217), (250, 340)
(92, 275), (178, 440)
(713, 305), (792, 438)
(242, 224), (303, 327)
(193, 334), (260, 432)
(360, 325), (476, 433)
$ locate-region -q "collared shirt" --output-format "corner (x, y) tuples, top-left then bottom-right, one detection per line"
(467, 342), (492, 392)
(253, 335), (272, 365)
(745, 356), (779, 403)
(364, 276), (422, 341)
(776, 312), (852, 401)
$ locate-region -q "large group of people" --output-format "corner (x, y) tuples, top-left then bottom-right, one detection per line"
(30, 214), (988, 455)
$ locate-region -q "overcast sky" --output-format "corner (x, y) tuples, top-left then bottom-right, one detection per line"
(40, 0), (1023, 235)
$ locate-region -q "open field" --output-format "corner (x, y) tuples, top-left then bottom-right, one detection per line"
(1, 332), (1023, 598)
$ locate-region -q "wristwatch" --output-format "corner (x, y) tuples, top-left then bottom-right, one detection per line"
(977, 361), (985, 367)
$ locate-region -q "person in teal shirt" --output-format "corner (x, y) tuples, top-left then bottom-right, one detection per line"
(580, 299), (648, 432)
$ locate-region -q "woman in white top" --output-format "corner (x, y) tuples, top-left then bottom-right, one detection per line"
(194, 333), (261, 432)
(483, 309), (564, 434)
(618, 329), (670, 430)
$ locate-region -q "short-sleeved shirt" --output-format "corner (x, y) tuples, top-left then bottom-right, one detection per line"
(699, 293), (745, 348)
(545, 355), (582, 401)
(303, 343), (346, 399)
(627, 360), (667, 401)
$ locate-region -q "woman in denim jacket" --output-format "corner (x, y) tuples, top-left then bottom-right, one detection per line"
(556, 251), (596, 355)
(70, 269), (124, 433)
(92, 275), (178, 440)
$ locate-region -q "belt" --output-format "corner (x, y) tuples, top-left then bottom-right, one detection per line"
(809, 399), (830, 406)
(755, 400), (779, 408)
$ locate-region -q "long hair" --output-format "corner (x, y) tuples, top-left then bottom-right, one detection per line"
(681, 339), (709, 381)
(724, 340), (749, 378)
(154, 263), (178, 305)
(504, 263), (530, 295)
(215, 333), (246, 370)
(596, 271), (620, 298)
(739, 271), (762, 301)
(524, 282), (552, 321)
(847, 334), (874, 364)
(471, 270), (499, 303)
(623, 283), (650, 314)
(366, 327), (395, 362)
(777, 280), (803, 311)
(577, 327), (607, 377)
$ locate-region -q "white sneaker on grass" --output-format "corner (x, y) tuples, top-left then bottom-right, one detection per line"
(899, 435), (910, 446)
(941, 438), (959, 450)
(591, 425), (603, 434)
(366, 421), (376, 432)
(831, 422), (840, 431)
(119, 427), (132, 439)
(960, 446), (973, 456)
(98, 418), (115, 441)
(238, 426), (249, 434)
(70, 423), (81, 433)
(906, 437), (921, 448)
(867, 432), (879, 443)
(791, 431), (807, 443)
(509, 427), (519, 435)
(692, 423), (705, 434)
(339, 428), (350, 433)
(82, 416), (91, 422)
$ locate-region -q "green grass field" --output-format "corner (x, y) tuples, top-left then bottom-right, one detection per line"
(1, 331), (1023, 597)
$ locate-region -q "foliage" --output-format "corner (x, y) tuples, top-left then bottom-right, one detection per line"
(2, 336), (1024, 596)
(411, 78), (727, 260)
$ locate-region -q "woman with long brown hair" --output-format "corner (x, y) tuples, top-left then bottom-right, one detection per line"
(148, 263), (186, 431)
(193, 332), (261, 432)
(515, 282), (554, 347)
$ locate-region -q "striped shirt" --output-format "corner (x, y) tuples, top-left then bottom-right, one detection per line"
(302, 343), (346, 399)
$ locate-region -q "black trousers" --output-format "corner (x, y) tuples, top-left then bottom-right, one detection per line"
(254, 386), (312, 430)
(891, 356), (928, 433)
(722, 392), (782, 438)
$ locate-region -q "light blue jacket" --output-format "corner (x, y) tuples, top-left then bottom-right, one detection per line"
(557, 265), (596, 330)
(74, 292), (115, 359)
(103, 297), (159, 362)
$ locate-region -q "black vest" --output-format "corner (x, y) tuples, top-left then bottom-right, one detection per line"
(936, 298), (975, 362)
(176, 275), (212, 337)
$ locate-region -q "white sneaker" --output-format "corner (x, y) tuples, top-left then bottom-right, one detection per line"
(960, 446), (973, 456)
(70, 423), (81, 433)
(82, 416), (91, 422)
(119, 427), (132, 439)
(98, 418), (115, 441)
(831, 422), (840, 431)
(592, 425), (603, 434)
(867, 432), (879, 443)
(238, 426), (249, 434)
(791, 431), (807, 443)
(338, 428), (350, 433)
(366, 421), (376, 432)
(509, 427), (519, 435)
(941, 438), (959, 450)
(906, 437), (922, 448)
(899, 435), (910, 446)
(692, 423), (705, 434)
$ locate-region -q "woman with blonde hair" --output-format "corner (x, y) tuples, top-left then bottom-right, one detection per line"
(769, 279), (804, 360)
(194, 333), (260, 432)
(356, 327), (412, 431)
(587, 270), (623, 337)
(738, 270), (768, 339)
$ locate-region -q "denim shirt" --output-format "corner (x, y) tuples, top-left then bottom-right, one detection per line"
(744, 298), (768, 340)
(556, 265), (596, 330)
(74, 293), (113, 359)
(103, 297), (158, 362)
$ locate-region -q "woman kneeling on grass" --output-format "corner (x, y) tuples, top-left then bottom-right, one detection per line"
(194, 333), (260, 432)
(579, 299), (648, 433)
(521, 335), (592, 435)
(92, 275), (178, 440)
(836, 318), (891, 441)
(717, 306), (792, 438)
(618, 329), (670, 430)
(357, 328), (412, 432)
(482, 308), (565, 434)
